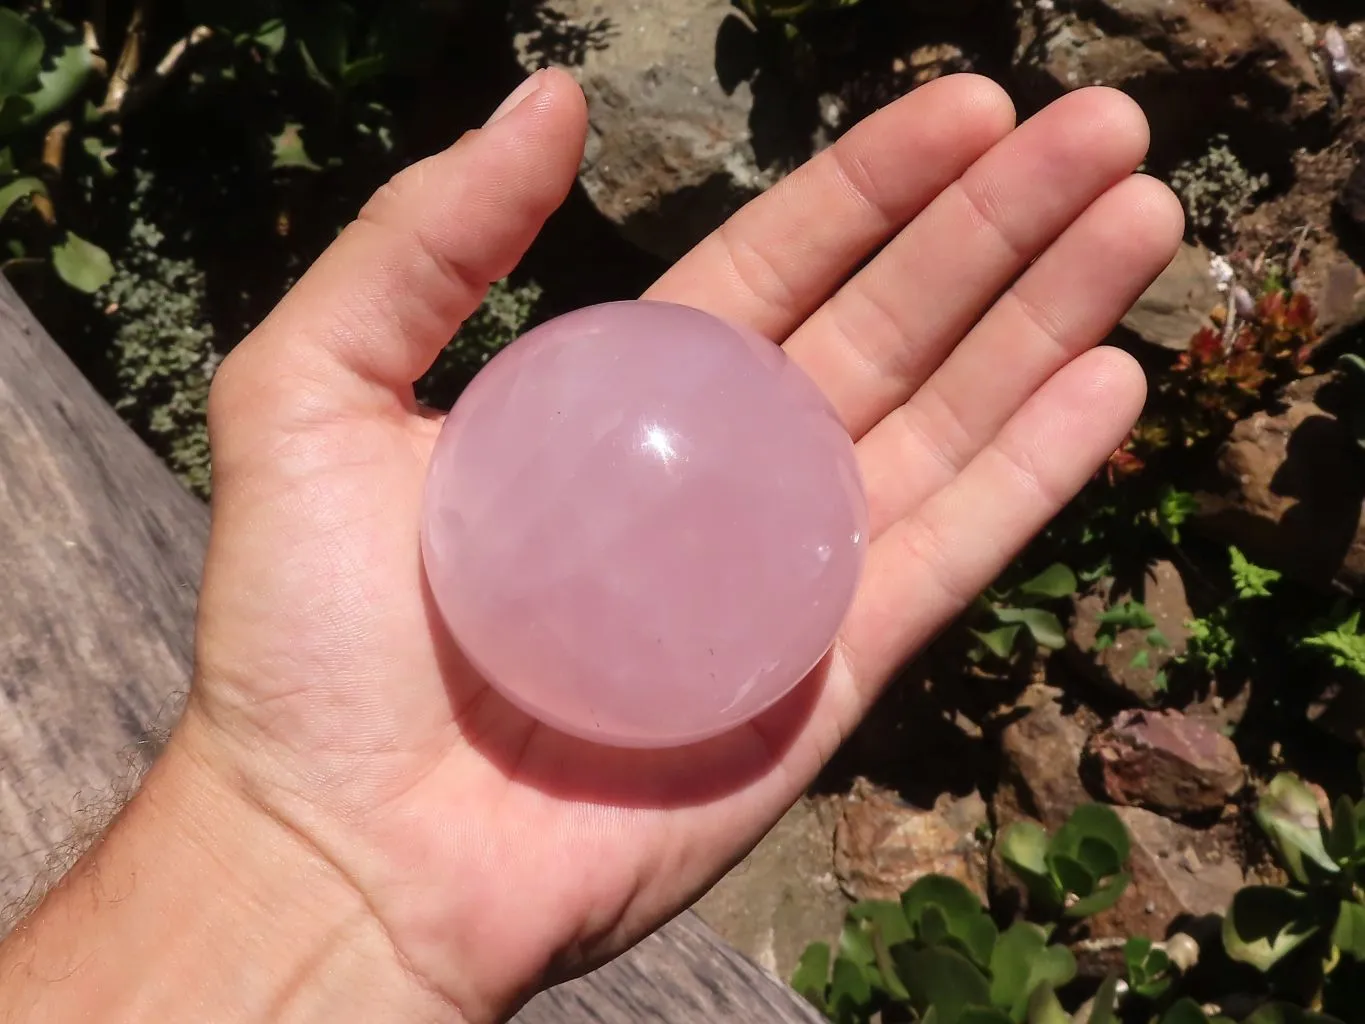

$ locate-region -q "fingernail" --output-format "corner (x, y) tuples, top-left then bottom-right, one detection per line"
(485, 70), (547, 127)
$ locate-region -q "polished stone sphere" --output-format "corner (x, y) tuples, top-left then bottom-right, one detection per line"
(421, 300), (867, 747)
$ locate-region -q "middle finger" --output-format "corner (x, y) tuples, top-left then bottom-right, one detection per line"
(781, 86), (1151, 440)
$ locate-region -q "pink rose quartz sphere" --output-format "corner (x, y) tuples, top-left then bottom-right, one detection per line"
(420, 299), (867, 748)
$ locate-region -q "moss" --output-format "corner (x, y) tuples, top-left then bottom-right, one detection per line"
(1168, 134), (1269, 248)
(100, 172), (216, 497)
(416, 276), (544, 408)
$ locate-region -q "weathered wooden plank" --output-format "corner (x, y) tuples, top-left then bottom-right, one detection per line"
(0, 276), (207, 911)
(514, 912), (824, 1024)
(0, 278), (817, 1021)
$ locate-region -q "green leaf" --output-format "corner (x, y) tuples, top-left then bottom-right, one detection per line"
(1047, 853), (1095, 900)
(1222, 885), (1321, 972)
(972, 625), (1022, 660)
(50, 232), (113, 293)
(1076, 835), (1123, 880)
(1256, 773), (1338, 885)
(1088, 974), (1121, 1024)
(994, 607), (1066, 650)
(988, 921), (1047, 1014)
(0, 9), (45, 100)
(0, 21), (96, 135)
(999, 822), (1060, 910)
(919, 904), (951, 945)
(1017, 564), (1078, 600)
(847, 899), (912, 948)
(1064, 872), (1130, 919)
(1230, 545), (1281, 598)
(838, 916), (876, 968)
(1326, 796), (1357, 864)
(959, 1010), (1013, 1024)
(828, 954), (874, 1020)
(271, 122), (321, 171)
(901, 875), (996, 969)
(1301, 606), (1365, 680)
(1053, 804), (1131, 866)
(1331, 900), (1365, 961)
(1024, 984), (1068, 1024)
(894, 946), (992, 1024)
(1161, 999), (1211, 1024)
(0, 175), (44, 221)
(791, 942), (830, 1010)
(902, 876), (986, 931)
(1242, 1005), (1346, 1024)
(1097, 598), (1156, 632)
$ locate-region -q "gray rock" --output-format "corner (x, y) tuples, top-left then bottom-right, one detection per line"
(513, 0), (788, 261)
(1119, 244), (1220, 351)
(694, 796), (848, 982)
(1086, 709), (1245, 817)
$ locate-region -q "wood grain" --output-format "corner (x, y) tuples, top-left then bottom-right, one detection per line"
(514, 912), (825, 1023)
(0, 276), (206, 913)
(0, 279), (816, 1021)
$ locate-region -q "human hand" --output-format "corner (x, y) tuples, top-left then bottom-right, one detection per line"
(68, 69), (1184, 1023)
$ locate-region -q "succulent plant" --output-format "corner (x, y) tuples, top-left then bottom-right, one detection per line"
(998, 804), (1132, 921)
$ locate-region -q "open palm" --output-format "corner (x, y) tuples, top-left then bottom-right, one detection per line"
(183, 70), (1182, 1023)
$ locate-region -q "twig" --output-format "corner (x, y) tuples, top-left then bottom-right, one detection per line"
(119, 26), (212, 118)
(100, 0), (151, 115)
(30, 121), (72, 226)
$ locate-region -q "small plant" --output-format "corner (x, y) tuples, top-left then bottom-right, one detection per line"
(0, 7), (107, 291)
(998, 804), (1132, 921)
(1109, 274), (1319, 481)
(1301, 603), (1365, 680)
(1181, 547), (1280, 677)
(791, 875), (1083, 1023)
(1222, 770), (1365, 1014)
(968, 563), (1077, 663)
(1168, 134), (1270, 246)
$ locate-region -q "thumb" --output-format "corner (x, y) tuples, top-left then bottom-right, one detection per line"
(211, 68), (587, 442)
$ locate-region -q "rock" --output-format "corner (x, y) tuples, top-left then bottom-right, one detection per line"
(1194, 374), (1365, 595)
(1338, 159), (1365, 239)
(994, 699), (1094, 832)
(833, 778), (990, 903)
(1307, 676), (1365, 747)
(694, 796), (849, 981)
(1085, 709), (1245, 817)
(990, 701), (1245, 975)
(1077, 807), (1245, 976)
(1066, 560), (1193, 706)
(1119, 244), (1220, 351)
(1013, 0), (1327, 144)
(513, 0), (788, 261)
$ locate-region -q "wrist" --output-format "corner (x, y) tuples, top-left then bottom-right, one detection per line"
(0, 712), (462, 1024)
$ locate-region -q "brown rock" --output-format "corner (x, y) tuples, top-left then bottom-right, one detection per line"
(1086, 709), (1245, 817)
(990, 703), (1245, 975)
(834, 778), (989, 903)
(1119, 243), (1220, 351)
(1194, 374), (1365, 594)
(1078, 807), (1245, 976)
(1066, 560), (1193, 705)
(995, 699), (1093, 831)
(1013, 0), (1327, 134)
